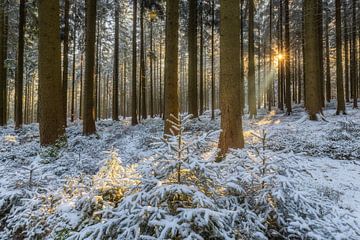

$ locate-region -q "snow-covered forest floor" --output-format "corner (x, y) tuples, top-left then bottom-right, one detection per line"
(1, 102), (360, 239)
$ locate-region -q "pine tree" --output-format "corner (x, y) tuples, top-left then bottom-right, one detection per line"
(188, 0), (198, 118)
(0, 3), (7, 126)
(112, 0), (120, 121)
(218, 0), (245, 155)
(131, 0), (138, 125)
(163, 0), (180, 135)
(248, 0), (257, 118)
(15, 0), (26, 129)
(83, 0), (97, 135)
(325, 2), (331, 103)
(350, 0), (358, 108)
(284, 0), (292, 114)
(38, 0), (65, 145)
(304, 0), (322, 120)
(62, 0), (70, 127)
(335, 0), (346, 115)
(140, 0), (147, 120)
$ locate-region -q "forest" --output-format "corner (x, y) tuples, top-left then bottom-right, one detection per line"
(0, 0), (360, 239)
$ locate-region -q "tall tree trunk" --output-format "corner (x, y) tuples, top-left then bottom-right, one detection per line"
(199, 0), (204, 116)
(38, 0), (65, 145)
(304, 0), (322, 120)
(297, 49), (302, 103)
(335, 0), (346, 114)
(344, 5), (350, 102)
(325, 3), (331, 103)
(218, 0), (244, 156)
(188, 0), (198, 118)
(164, 0), (180, 135)
(150, 20), (154, 118)
(267, 0), (273, 112)
(83, 0), (97, 135)
(284, 0), (292, 114)
(240, 0), (245, 114)
(279, 0), (284, 111)
(257, 31), (261, 110)
(248, 0), (257, 118)
(351, 0), (358, 108)
(71, 18), (76, 122)
(318, 0), (325, 107)
(211, 0), (215, 120)
(112, 0), (120, 121)
(15, 0), (26, 129)
(140, 0), (147, 119)
(123, 60), (127, 118)
(131, 0), (138, 125)
(79, 53), (83, 119)
(0, 4), (7, 126)
(62, 0), (70, 127)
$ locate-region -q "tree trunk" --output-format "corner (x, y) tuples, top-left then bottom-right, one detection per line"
(335, 0), (346, 114)
(140, 0), (146, 120)
(0, 4), (7, 126)
(351, 0), (358, 108)
(188, 0), (198, 118)
(79, 53), (83, 119)
(164, 0), (180, 135)
(38, 0), (65, 145)
(199, 0), (204, 116)
(112, 0), (119, 121)
(278, 0), (284, 111)
(218, 0), (244, 156)
(267, 0), (273, 112)
(248, 0), (257, 118)
(150, 20), (154, 118)
(284, 0), (292, 114)
(83, 0), (97, 134)
(344, 5), (350, 102)
(325, 3), (331, 103)
(131, 0), (138, 125)
(240, 0), (245, 114)
(318, 0), (325, 107)
(71, 18), (76, 122)
(211, 0), (215, 120)
(61, 0), (70, 127)
(15, 0), (26, 129)
(304, 0), (322, 120)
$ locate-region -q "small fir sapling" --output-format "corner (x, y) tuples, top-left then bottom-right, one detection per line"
(68, 114), (234, 239)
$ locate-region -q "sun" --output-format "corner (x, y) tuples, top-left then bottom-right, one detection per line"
(277, 53), (284, 61)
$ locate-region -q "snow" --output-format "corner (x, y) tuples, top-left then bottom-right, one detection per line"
(1, 102), (360, 239)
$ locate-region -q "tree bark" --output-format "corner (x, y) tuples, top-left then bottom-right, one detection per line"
(38, 0), (65, 145)
(61, 0), (70, 127)
(83, 0), (97, 134)
(335, 0), (346, 114)
(304, 0), (322, 120)
(188, 0), (198, 118)
(267, 0), (273, 112)
(284, 0), (292, 114)
(112, 0), (120, 121)
(199, 0), (204, 116)
(350, 0), (358, 108)
(344, 4), (350, 102)
(15, 0), (26, 129)
(131, 0), (138, 125)
(211, 0), (215, 120)
(218, 0), (244, 156)
(71, 15), (76, 122)
(164, 0), (180, 135)
(325, 3), (331, 103)
(0, 4), (7, 126)
(248, 0), (257, 118)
